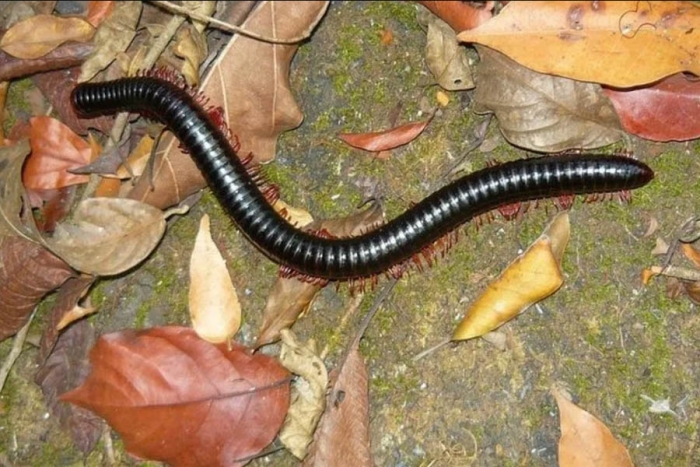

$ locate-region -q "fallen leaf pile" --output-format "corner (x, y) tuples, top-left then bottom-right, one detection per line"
(0, 0), (695, 465)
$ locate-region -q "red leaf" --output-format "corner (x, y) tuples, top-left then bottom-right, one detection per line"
(61, 327), (291, 467)
(24, 116), (94, 190)
(337, 116), (433, 152)
(0, 236), (74, 341)
(417, 1), (496, 31)
(603, 74), (700, 142)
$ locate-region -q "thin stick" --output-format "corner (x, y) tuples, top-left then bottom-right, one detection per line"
(0, 309), (36, 392)
(147, 0), (329, 45)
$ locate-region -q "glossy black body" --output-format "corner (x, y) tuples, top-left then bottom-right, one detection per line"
(72, 77), (654, 280)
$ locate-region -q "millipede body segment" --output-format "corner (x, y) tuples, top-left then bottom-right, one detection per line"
(72, 77), (654, 280)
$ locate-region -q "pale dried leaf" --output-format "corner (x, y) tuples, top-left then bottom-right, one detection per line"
(0, 139), (38, 241)
(473, 47), (622, 152)
(189, 214), (241, 344)
(279, 330), (329, 459)
(79, 1), (142, 82)
(46, 197), (166, 276)
(273, 199), (314, 227)
(0, 15), (94, 59)
(425, 14), (474, 91)
(651, 238), (669, 256)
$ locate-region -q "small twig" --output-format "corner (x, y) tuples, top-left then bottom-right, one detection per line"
(649, 265), (700, 282)
(147, 0), (329, 45)
(0, 309), (36, 392)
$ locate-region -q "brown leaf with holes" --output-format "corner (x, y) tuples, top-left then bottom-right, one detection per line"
(35, 318), (102, 453)
(128, 1), (329, 210)
(473, 47), (622, 152)
(45, 197), (167, 276)
(553, 386), (634, 467)
(0, 14), (94, 59)
(61, 327), (291, 467)
(0, 236), (74, 341)
(255, 203), (384, 348)
(417, 1), (496, 31)
(457, 1), (700, 88)
(23, 116), (95, 191)
(338, 115), (433, 152)
(303, 345), (372, 467)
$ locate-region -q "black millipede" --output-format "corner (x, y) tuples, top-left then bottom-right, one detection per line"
(71, 76), (654, 281)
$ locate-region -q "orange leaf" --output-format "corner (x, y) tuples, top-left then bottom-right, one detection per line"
(681, 243), (700, 269)
(0, 14), (95, 59)
(417, 1), (496, 31)
(457, 1), (700, 87)
(453, 212), (570, 341)
(337, 115), (433, 152)
(61, 327), (290, 467)
(85, 1), (115, 27)
(552, 386), (634, 467)
(24, 116), (94, 190)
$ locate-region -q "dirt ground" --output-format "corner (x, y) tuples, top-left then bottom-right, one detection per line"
(1, 2), (700, 466)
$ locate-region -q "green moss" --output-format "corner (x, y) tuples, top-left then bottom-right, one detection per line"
(4, 77), (34, 135)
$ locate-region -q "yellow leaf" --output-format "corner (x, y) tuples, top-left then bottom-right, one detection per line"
(189, 214), (241, 344)
(453, 212), (570, 341)
(273, 199), (315, 227)
(552, 386), (634, 467)
(0, 15), (95, 59)
(457, 1), (700, 87)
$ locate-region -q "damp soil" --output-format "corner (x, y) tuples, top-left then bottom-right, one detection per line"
(2, 2), (700, 466)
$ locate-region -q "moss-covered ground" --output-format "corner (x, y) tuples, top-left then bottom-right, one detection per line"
(1, 2), (699, 466)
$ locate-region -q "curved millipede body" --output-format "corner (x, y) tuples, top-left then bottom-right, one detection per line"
(72, 77), (654, 280)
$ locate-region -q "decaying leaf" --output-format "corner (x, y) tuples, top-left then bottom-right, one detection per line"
(474, 47), (622, 152)
(0, 236), (73, 341)
(23, 116), (95, 191)
(417, 1), (496, 31)
(279, 330), (329, 460)
(45, 197), (167, 276)
(603, 74), (700, 142)
(457, 1), (700, 88)
(128, 1), (329, 209)
(0, 139), (37, 240)
(453, 211), (570, 341)
(0, 41), (94, 82)
(304, 345), (372, 467)
(79, 1), (142, 82)
(189, 214), (241, 344)
(35, 318), (102, 453)
(421, 8), (474, 91)
(61, 327), (291, 467)
(338, 115), (433, 152)
(552, 386), (634, 467)
(274, 199), (315, 227)
(256, 203), (384, 347)
(0, 14), (95, 59)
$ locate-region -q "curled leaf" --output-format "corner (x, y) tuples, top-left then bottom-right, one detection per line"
(453, 212), (570, 341)
(46, 197), (166, 276)
(189, 214), (241, 344)
(279, 330), (329, 460)
(424, 12), (474, 91)
(338, 115), (433, 152)
(0, 14), (94, 59)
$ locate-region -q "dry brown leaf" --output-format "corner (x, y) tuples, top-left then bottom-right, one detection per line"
(338, 115), (433, 152)
(128, 1), (329, 209)
(651, 237), (669, 256)
(0, 236), (74, 341)
(0, 139), (37, 241)
(0, 14), (94, 59)
(79, 1), (141, 82)
(189, 214), (241, 344)
(681, 243), (700, 269)
(173, 1), (215, 86)
(457, 1), (700, 88)
(553, 386), (634, 467)
(473, 47), (622, 152)
(303, 345), (372, 467)
(453, 212), (570, 341)
(255, 203), (384, 347)
(46, 197), (166, 276)
(417, 1), (496, 31)
(422, 10), (474, 91)
(279, 330), (329, 460)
